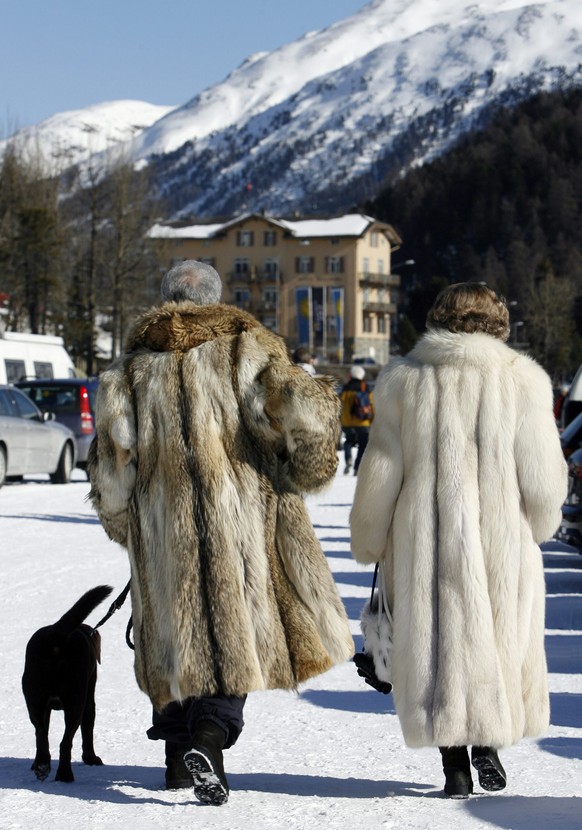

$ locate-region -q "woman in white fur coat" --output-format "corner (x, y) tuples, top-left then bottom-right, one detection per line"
(350, 282), (567, 798)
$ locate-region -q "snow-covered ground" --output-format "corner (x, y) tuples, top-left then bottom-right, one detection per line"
(1, 466), (581, 829)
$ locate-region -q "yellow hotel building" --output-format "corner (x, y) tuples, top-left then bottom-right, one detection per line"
(148, 212), (402, 365)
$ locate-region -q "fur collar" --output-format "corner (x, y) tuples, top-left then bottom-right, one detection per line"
(410, 328), (519, 368)
(125, 302), (261, 353)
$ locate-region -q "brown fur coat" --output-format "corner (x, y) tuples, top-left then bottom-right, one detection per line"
(88, 302), (354, 710)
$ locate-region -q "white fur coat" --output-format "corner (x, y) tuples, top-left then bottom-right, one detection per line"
(350, 329), (568, 748)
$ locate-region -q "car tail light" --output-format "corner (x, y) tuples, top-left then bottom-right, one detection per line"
(80, 386), (94, 434)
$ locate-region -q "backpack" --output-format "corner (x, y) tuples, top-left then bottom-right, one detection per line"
(351, 383), (372, 421)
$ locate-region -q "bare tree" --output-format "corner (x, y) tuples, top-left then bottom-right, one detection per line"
(99, 156), (163, 358)
(0, 143), (65, 334)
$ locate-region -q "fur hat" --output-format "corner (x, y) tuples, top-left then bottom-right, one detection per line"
(350, 365), (365, 380)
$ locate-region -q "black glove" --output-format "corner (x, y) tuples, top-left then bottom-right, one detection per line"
(353, 651), (392, 695)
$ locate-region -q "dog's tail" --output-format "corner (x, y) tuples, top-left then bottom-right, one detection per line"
(53, 585), (114, 638)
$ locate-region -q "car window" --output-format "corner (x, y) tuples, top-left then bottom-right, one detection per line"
(0, 389), (15, 416)
(19, 384), (79, 413)
(4, 359), (26, 384)
(12, 388), (42, 420)
(33, 361), (54, 379)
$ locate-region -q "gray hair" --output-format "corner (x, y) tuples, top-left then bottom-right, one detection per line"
(161, 260), (222, 305)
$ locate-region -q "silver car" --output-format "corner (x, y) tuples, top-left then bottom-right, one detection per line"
(0, 385), (77, 488)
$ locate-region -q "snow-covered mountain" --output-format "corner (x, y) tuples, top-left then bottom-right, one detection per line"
(4, 0), (582, 215)
(0, 100), (175, 170)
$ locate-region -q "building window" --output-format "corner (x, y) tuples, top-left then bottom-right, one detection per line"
(234, 258), (249, 274)
(330, 237), (340, 245)
(362, 257), (370, 275)
(377, 259), (385, 274)
(263, 258), (279, 275)
(263, 288), (278, 304)
(363, 287), (370, 304)
(378, 287), (387, 303)
(296, 256), (314, 274)
(378, 315), (387, 334)
(199, 257), (215, 267)
(325, 256), (344, 274)
(236, 230), (254, 247)
(233, 288), (250, 306)
(370, 231), (379, 247)
(363, 315), (372, 333)
(263, 230), (277, 246)
(262, 288), (278, 311)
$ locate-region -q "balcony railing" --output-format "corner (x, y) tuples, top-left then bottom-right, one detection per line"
(257, 269), (282, 284)
(362, 301), (397, 314)
(359, 272), (401, 288)
(226, 271), (252, 284)
(226, 268), (283, 284)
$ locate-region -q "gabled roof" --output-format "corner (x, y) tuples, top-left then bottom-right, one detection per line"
(148, 212), (402, 245)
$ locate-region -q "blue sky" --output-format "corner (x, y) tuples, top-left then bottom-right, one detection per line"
(1, 0), (364, 133)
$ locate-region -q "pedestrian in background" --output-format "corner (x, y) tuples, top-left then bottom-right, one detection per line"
(340, 365), (374, 475)
(292, 346), (317, 376)
(351, 282), (567, 798)
(88, 260), (354, 806)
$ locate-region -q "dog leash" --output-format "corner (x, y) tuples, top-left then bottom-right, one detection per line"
(91, 580), (135, 650)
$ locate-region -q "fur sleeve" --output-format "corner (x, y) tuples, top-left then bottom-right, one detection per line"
(350, 365), (405, 565)
(236, 329), (340, 492)
(514, 357), (568, 542)
(87, 360), (137, 547)
(260, 362), (340, 492)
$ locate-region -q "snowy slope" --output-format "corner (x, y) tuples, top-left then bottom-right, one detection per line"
(131, 0), (573, 155)
(133, 0), (582, 216)
(0, 468), (581, 829)
(0, 100), (176, 170)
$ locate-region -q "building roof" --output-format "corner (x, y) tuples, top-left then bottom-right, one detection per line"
(147, 212), (402, 245)
(147, 222), (225, 239)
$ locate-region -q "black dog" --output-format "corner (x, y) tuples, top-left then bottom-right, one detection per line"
(22, 585), (113, 782)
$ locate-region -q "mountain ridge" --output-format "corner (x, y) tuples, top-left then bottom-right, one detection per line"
(3, 0), (582, 217)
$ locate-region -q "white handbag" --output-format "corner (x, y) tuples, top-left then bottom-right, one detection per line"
(360, 560), (394, 686)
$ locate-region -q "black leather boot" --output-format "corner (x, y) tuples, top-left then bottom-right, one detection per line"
(165, 741), (192, 790)
(183, 721), (229, 805)
(439, 746), (473, 799)
(471, 746), (507, 791)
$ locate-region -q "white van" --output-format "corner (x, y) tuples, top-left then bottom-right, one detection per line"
(0, 331), (76, 384)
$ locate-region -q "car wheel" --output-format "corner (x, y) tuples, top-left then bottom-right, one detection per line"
(50, 442), (74, 484)
(0, 446), (6, 489)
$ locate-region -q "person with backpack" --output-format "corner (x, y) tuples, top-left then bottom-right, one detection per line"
(340, 365), (374, 475)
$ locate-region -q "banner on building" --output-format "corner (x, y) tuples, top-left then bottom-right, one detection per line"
(312, 286), (325, 349)
(295, 286), (312, 348)
(330, 286), (344, 363)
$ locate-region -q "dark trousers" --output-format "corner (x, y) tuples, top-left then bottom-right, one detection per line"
(343, 426), (369, 472)
(147, 694), (247, 750)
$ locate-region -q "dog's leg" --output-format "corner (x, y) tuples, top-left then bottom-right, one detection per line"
(80, 670), (103, 766)
(55, 706), (83, 783)
(31, 709), (52, 781)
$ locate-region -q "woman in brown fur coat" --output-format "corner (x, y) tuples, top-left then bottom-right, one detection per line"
(88, 261), (353, 804)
